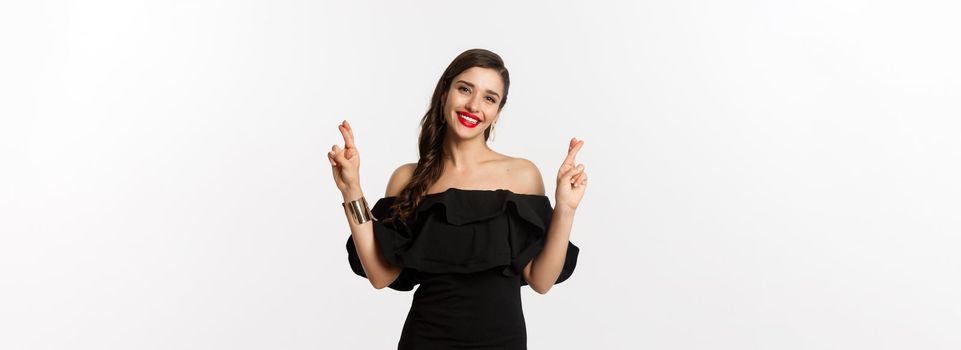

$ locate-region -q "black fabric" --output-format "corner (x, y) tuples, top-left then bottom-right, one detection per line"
(345, 188), (580, 349)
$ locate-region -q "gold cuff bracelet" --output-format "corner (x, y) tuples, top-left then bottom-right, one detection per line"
(342, 196), (372, 225)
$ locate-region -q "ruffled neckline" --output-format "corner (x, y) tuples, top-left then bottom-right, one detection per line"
(373, 187), (552, 227)
(385, 187), (548, 200)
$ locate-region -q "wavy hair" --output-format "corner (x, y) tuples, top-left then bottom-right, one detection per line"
(383, 48), (510, 226)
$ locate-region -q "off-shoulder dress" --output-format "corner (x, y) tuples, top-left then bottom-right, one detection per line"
(346, 188), (579, 350)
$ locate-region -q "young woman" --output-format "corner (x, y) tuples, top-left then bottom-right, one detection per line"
(328, 49), (587, 349)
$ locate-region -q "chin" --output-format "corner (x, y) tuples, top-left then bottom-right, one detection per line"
(449, 126), (484, 140)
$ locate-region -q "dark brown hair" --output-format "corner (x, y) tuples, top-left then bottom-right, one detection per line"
(383, 48), (510, 226)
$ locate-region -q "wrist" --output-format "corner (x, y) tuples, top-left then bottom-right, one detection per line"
(341, 185), (364, 202)
(553, 204), (577, 218)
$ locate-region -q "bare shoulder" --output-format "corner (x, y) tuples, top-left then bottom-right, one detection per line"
(386, 162), (417, 197)
(504, 157), (545, 196)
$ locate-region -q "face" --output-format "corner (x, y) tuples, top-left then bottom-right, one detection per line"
(442, 66), (504, 140)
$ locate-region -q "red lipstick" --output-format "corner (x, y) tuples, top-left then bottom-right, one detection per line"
(456, 111), (480, 128)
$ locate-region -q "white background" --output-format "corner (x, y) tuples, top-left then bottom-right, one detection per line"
(2, 0), (960, 349)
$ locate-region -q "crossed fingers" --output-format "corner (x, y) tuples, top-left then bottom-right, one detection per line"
(339, 120), (356, 150)
(338, 120), (358, 160)
(565, 137), (587, 187)
(565, 137), (584, 166)
(328, 120), (357, 166)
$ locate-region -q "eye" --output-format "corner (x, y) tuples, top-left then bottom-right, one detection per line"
(458, 86), (470, 94)
(486, 96), (497, 103)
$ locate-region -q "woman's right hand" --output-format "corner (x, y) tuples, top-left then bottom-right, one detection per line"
(328, 120), (362, 196)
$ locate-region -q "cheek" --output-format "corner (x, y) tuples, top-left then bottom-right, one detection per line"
(441, 95), (454, 113)
(446, 92), (464, 106)
(484, 104), (499, 115)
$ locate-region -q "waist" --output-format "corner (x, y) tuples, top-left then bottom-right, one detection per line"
(411, 266), (523, 313)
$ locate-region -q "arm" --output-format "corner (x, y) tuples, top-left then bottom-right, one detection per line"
(328, 120), (406, 290)
(527, 204), (577, 295)
(520, 139), (588, 294)
(341, 185), (402, 290)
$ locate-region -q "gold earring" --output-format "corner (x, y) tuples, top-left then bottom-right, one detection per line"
(489, 122), (496, 141)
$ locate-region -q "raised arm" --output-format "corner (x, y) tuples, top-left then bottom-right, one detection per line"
(524, 138), (587, 294)
(328, 120), (403, 289)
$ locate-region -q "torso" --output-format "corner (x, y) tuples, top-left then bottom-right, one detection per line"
(388, 150), (544, 298)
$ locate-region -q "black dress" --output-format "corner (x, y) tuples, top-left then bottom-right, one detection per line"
(346, 188), (580, 350)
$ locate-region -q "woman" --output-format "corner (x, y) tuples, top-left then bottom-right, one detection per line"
(328, 49), (587, 349)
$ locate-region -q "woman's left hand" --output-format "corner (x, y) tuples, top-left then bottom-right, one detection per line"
(555, 137), (587, 212)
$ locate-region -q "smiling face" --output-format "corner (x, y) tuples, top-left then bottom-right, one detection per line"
(442, 66), (505, 140)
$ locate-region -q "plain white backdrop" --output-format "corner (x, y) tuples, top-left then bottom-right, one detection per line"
(2, 0), (960, 349)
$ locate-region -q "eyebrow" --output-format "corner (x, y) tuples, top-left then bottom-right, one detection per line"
(456, 80), (501, 99)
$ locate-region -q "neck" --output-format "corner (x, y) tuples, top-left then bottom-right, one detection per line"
(442, 132), (491, 171)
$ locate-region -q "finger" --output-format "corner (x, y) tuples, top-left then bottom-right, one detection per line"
(570, 165), (586, 183)
(570, 171), (583, 184)
(570, 173), (585, 187)
(339, 121), (356, 149)
(331, 144), (350, 164)
(575, 173), (588, 188)
(562, 163), (584, 181)
(344, 137), (359, 159)
(345, 120), (356, 142)
(563, 139), (584, 165)
(571, 140), (584, 162)
(329, 145), (340, 166)
(327, 151), (337, 166)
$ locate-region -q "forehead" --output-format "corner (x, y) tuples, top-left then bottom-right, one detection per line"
(453, 67), (504, 95)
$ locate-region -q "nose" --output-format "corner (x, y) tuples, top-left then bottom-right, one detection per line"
(465, 95), (480, 113)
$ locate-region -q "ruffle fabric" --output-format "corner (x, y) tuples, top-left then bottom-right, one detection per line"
(346, 188), (579, 291)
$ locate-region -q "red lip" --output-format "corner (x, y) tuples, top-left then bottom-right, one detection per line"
(457, 111), (479, 120)
(456, 111), (481, 128)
